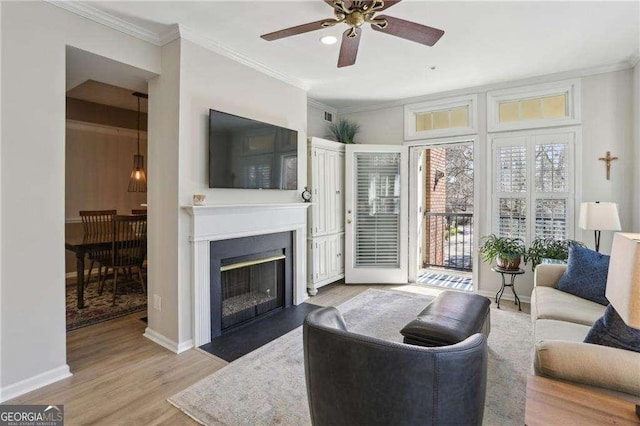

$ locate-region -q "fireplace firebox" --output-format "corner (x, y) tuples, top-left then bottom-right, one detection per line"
(210, 232), (293, 338)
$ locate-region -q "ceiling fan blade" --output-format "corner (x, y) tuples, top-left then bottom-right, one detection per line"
(371, 15), (444, 46)
(325, 0), (353, 10)
(337, 28), (361, 68)
(261, 19), (331, 41)
(375, 0), (401, 12)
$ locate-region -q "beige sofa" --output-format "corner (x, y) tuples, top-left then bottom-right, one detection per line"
(531, 263), (640, 402)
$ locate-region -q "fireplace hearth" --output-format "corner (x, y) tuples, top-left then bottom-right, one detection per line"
(210, 232), (293, 338)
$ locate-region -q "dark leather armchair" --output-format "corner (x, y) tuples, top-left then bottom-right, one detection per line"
(303, 307), (488, 426)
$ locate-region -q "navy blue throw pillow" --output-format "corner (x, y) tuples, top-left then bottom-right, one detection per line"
(556, 243), (609, 305)
(584, 305), (640, 353)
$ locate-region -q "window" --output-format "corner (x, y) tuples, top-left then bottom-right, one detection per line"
(499, 94), (567, 123)
(492, 130), (575, 244)
(404, 95), (478, 140)
(487, 79), (580, 132)
(416, 106), (469, 132)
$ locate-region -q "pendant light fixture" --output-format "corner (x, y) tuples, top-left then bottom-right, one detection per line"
(128, 91), (148, 192)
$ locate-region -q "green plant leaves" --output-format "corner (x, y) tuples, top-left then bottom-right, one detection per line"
(328, 119), (360, 144)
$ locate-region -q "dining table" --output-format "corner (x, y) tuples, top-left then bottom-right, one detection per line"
(65, 234), (114, 309)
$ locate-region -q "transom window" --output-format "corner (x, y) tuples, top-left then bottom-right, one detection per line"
(492, 130), (575, 244)
(416, 106), (469, 132)
(499, 94), (567, 123)
(404, 95), (478, 140)
(487, 79), (580, 132)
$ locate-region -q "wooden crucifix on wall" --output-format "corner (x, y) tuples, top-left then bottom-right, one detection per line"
(598, 151), (618, 180)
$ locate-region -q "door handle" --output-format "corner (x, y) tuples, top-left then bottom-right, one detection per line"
(346, 219), (352, 224)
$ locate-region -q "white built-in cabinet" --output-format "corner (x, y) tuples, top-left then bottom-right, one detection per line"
(307, 137), (345, 295)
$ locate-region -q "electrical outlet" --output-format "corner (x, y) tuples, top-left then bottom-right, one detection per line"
(153, 294), (162, 311)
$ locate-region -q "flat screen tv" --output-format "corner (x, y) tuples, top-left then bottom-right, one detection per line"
(209, 109), (298, 190)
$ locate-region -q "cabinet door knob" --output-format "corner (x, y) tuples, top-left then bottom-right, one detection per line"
(346, 219), (352, 224)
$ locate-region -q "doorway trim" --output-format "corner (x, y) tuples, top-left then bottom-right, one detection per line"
(406, 136), (480, 292)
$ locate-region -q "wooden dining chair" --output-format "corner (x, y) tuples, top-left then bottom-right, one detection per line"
(99, 215), (147, 305)
(79, 210), (116, 288)
(131, 209), (148, 277)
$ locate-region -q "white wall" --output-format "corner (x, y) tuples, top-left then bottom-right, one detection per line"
(170, 39), (308, 347)
(340, 68), (636, 298)
(580, 70), (634, 247)
(307, 104), (331, 139)
(0, 1), (160, 400)
(146, 39), (182, 349)
(341, 105), (405, 145)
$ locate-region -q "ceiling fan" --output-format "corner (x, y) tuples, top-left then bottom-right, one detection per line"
(260, 0), (444, 68)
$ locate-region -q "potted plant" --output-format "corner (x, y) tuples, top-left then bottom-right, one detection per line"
(479, 234), (526, 270)
(524, 238), (584, 271)
(327, 119), (360, 144)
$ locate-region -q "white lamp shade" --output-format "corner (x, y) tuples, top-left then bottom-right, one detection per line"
(578, 202), (621, 231)
(606, 233), (640, 329)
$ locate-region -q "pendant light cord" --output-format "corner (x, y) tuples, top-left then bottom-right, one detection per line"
(137, 96), (141, 155)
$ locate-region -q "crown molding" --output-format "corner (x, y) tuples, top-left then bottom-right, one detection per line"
(308, 98), (338, 114)
(337, 60), (637, 116)
(177, 25), (309, 91)
(46, 1), (163, 46)
(46, 3), (308, 91)
(159, 24), (181, 46)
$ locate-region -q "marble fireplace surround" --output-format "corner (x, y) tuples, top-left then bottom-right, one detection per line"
(184, 203), (310, 347)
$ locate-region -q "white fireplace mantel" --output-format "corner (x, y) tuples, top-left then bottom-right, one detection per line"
(183, 203), (311, 346)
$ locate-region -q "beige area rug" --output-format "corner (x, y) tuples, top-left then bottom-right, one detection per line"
(168, 288), (531, 426)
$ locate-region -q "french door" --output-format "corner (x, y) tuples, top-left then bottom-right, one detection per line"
(344, 145), (408, 283)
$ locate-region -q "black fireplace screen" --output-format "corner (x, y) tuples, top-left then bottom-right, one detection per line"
(210, 231), (293, 339)
(220, 254), (285, 330)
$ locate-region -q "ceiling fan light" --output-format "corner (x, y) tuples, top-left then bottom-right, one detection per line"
(320, 35), (338, 45)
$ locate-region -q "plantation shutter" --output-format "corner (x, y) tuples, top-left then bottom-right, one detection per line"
(354, 152), (401, 267)
(491, 130), (574, 245)
(495, 140), (528, 240)
(533, 134), (571, 240)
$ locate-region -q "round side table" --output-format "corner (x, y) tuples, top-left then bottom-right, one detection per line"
(491, 266), (524, 311)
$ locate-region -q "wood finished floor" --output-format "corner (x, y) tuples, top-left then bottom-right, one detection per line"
(8, 282), (529, 425)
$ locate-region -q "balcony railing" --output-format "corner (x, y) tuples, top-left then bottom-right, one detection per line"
(424, 212), (473, 272)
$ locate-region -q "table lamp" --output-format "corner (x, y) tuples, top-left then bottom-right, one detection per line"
(578, 202), (621, 252)
(606, 232), (640, 420)
(606, 233), (640, 330)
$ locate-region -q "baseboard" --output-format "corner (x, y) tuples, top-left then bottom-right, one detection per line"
(478, 290), (531, 304)
(143, 327), (194, 354)
(0, 364), (72, 403)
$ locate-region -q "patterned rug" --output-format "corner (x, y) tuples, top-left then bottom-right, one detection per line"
(66, 277), (147, 331)
(417, 271), (473, 292)
(169, 288), (531, 425)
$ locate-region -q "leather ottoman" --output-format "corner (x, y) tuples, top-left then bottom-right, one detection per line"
(401, 291), (491, 347)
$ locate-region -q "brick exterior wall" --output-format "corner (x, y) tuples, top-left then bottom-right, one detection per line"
(423, 148), (447, 267)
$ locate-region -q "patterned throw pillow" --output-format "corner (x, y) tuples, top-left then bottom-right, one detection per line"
(584, 305), (640, 353)
(556, 243), (610, 305)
